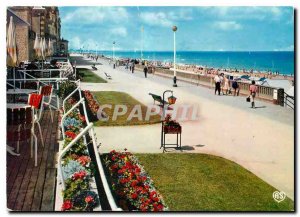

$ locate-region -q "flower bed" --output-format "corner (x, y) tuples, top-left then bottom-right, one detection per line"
(83, 90), (100, 115)
(104, 150), (169, 211)
(58, 98), (100, 211)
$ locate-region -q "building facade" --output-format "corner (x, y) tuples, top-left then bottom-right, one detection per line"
(7, 6), (68, 63)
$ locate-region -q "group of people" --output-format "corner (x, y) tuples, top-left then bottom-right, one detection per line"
(214, 73), (240, 96)
(214, 73), (259, 109)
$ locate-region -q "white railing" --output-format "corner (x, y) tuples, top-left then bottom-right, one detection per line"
(17, 68), (66, 79)
(58, 83), (121, 211)
(60, 97), (85, 140)
(58, 122), (93, 189)
(62, 79), (82, 114)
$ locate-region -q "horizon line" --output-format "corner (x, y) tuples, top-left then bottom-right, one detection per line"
(70, 49), (294, 52)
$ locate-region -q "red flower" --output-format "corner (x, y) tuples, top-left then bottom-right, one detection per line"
(131, 193), (138, 200)
(130, 180), (138, 187)
(61, 200), (72, 211)
(77, 156), (91, 166)
(65, 131), (77, 139)
(153, 203), (163, 211)
(73, 170), (87, 180)
(85, 195), (94, 203)
(119, 178), (128, 184)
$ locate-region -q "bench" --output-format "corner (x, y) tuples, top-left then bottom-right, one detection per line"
(104, 72), (112, 79)
(149, 93), (167, 105)
(91, 64), (98, 70)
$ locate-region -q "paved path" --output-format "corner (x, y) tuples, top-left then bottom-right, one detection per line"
(73, 54), (294, 200)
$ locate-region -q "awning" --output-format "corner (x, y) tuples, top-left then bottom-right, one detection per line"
(7, 8), (30, 26)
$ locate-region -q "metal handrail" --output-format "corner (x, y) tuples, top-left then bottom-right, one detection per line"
(89, 126), (122, 211)
(62, 87), (81, 113)
(58, 85), (121, 210)
(284, 92), (294, 109)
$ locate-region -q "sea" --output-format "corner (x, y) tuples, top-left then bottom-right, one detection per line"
(73, 50), (294, 75)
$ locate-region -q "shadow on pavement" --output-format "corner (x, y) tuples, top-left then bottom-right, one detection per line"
(255, 106), (267, 109)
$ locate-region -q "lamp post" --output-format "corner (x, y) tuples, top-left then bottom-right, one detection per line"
(112, 41), (116, 68)
(172, 26), (177, 87)
(112, 41), (115, 60)
(96, 43), (98, 57)
(161, 90), (173, 149)
(141, 26), (144, 61)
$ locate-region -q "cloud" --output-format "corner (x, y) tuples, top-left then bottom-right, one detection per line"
(110, 27), (127, 37)
(69, 36), (81, 49)
(214, 21), (242, 30)
(208, 6), (288, 21)
(140, 9), (193, 27)
(140, 12), (172, 27)
(61, 7), (129, 24)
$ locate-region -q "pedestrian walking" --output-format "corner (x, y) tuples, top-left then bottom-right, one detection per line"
(214, 74), (221, 95)
(132, 63), (135, 73)
(143, 65), (148, 78)
(232, 80), (240, 96)
(222, 75), (229, 95)
(249, 80), (259, 108)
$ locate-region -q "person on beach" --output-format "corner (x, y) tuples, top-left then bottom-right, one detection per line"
(144, 65), (148, 78)
(214, 74), (221, 95)
(131, 62), (135, 73)
(232, 80), (240, 96)
(222, 75), (229, 95)
(249, 80), (259, 108)
(129, 61), (132, 71)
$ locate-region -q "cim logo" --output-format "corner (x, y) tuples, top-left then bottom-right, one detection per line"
(273, 191), (286, 203)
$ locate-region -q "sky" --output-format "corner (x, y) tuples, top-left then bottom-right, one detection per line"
(59, 6), (294, 51)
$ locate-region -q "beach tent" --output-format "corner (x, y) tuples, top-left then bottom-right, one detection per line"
(7, 16), (17, 67)
(240, 75), (250, 80)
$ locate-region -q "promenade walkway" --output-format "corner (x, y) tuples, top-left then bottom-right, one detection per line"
(73, 54), (294, 200)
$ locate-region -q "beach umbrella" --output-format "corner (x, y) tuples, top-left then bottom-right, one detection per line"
(47, 38), (52, 56)
(43, 37), (48, 56)
(39, 37), (45, 60)
(34, 34), (40, 58)
(6, 16), (17, 67)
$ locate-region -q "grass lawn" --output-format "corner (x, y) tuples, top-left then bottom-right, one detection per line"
(92, 91), (161, 126)
(135, 153), (294, 211)
(77, 68), (107, 83)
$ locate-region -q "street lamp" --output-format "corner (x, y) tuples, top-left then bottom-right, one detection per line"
(96, 43), (98, 57)
(112, 41), (115, 60)
(172, 25), (177, 87)
(141, 26), (144, 61)
(112, 41), (116, 68)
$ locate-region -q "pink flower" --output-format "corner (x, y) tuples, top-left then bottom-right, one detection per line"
(85, 195), (94, 203)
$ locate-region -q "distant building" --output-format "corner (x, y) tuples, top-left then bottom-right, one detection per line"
(7, 6), (68, 62)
